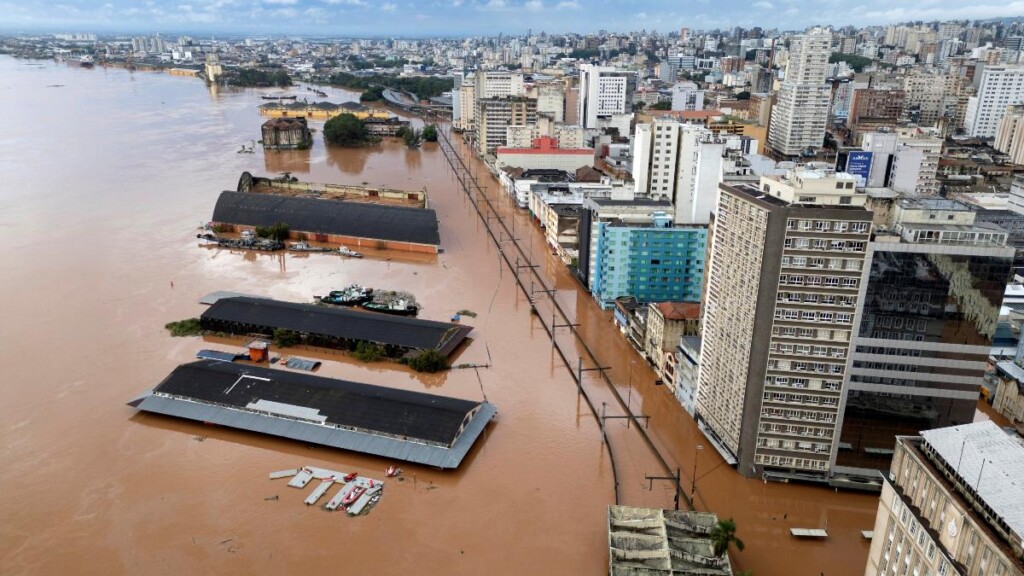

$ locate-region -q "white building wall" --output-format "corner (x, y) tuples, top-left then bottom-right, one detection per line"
(495, 151), (593, 172)
(965, 65), (1024, 138)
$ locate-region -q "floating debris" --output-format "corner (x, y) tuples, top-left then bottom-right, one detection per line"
(272, 465), (384, 516)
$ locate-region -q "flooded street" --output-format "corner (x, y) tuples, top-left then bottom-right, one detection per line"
(0, 56), (878, 575)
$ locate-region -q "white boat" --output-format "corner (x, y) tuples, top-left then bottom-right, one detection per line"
(338, 247), (363, 258)
(79, 55), (94, 67)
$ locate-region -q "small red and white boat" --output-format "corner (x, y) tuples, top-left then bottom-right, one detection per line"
(342, 487), (366, 507)
(386, 466), (401, 477)
(343, 472), (357, 483)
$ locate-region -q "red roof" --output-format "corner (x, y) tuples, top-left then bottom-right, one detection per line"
(654, 302), (701, 321)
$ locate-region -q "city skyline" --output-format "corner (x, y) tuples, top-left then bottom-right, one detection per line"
(4, 0), (1024, 36)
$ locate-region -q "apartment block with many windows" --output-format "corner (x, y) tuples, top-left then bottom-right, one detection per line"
(696, 167), (873, 479)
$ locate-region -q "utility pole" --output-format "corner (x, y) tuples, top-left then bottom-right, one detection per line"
(691, 444), (703, 501)
(646, 468), (683, 511)
(577, 358), (611, 395)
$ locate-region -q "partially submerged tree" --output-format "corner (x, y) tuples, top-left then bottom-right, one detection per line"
(710, 518), (745, 557)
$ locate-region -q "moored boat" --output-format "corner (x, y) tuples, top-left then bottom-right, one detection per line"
(342, 486), (365, 507)
(361, 299), (418, 317)
(288, 241), (333, 253)
(316, 284), (373, 306)
(338, 246), (363, 258)
(79, 55), (94, 67)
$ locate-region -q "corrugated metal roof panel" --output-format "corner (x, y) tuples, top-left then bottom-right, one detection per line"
(211, 191), (440, 246)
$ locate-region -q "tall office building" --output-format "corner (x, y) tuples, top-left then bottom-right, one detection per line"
(475, 70), (526, 99)
(767, 29), (831, 156)
(578, 64), (631, 129)
(864, 421), (1024, 576)
(833, 199), (1013, 477)
(475, 97), (537, 156)
(965, 65), (1024, 138)
(631, 119), (723, 225)
(696, 166), (872, 479)
(456, 75), (476, 132)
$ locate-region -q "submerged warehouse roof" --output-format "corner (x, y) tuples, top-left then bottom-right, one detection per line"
(202, 297), (472, 356)
(212, 191), (440, 246)
(129, 361), (497, 468)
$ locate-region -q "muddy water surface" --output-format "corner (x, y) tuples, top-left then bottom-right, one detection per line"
(0, 56), (881, 576)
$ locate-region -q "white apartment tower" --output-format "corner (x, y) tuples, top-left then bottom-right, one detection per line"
(631, 118), (723, 225)
(696, 167), (872, 479)
(475, 70), (526, 99)
(965, 65), (1024, 138)
(578, 64), (631, 129)
(767, 29), (832, 156)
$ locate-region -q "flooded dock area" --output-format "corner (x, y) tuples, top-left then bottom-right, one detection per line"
(0, 56), (879, 575)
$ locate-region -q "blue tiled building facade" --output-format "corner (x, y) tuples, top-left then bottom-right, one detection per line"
(590, 219), (707, 308)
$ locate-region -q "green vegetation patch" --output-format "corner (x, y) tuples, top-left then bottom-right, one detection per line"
(323, 113), (376, 147)
(165, 318), (202, 337)
(406, 349), (449, 373)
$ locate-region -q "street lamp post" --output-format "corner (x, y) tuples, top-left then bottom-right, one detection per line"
(691, 444), (703, 501)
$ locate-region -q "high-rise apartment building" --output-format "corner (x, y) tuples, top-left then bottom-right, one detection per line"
(458, 76), (477, 131)
(631, 119), (723, 225)
(475, 97), (537, 156)
(965, 65), (1024, 138)
(863, 421), (1024, 576)
(995, 103), (1024, 165)
(834, 198), (1013, 477)
(696, 166), (872, 478)
(903, 72), (962, 128)
(475, 70), (526, 99)
(767, 29), (832, 156)
(578, 64), (631, 129)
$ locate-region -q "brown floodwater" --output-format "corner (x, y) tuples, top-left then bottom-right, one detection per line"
(0, 56), (881, 576)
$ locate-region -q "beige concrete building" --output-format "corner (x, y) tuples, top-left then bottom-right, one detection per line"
(903, 72), (962, 128)
(475, 96), (537, 156)
(863, 421), (1024, 576)
(696, 167), (873, 478)
(995, 104), (1024, 165)
(643, 302), (701, 382)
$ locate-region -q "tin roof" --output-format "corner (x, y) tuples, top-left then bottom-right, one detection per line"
(212, 191), (440, 246)
(201, 297), (472, 356)
(920, 421), (1024, 540)
(129, 361), (497, 468)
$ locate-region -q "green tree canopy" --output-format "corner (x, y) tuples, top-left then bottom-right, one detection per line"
(828, 53), (875, 73)
(323, 113), (372, 147)
(422, 124), (438, 142)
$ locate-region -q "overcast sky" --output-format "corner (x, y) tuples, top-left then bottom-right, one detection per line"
(3, 0), (1022, 36)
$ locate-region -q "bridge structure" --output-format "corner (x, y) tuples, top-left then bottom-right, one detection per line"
(381, 88), (452, 118)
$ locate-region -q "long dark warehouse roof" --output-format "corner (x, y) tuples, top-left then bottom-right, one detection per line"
(129, 361), (497, 468)
(212, 191), (440, 246)
(202, 297), (473, 356)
